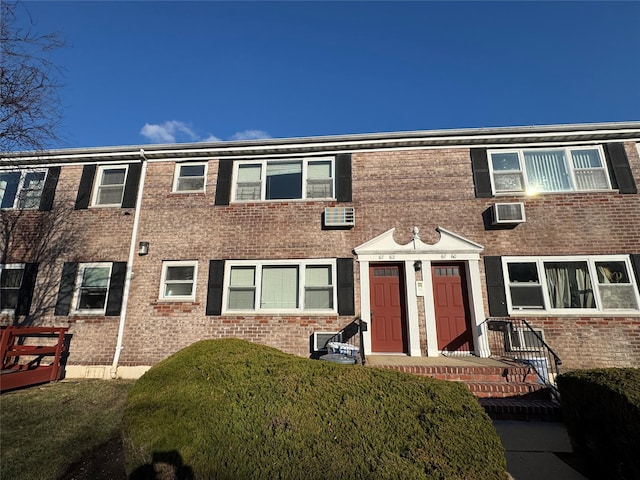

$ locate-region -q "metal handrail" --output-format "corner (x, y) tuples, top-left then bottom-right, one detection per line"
(484, 318), (562, 400)
(322, 317), (366, 365)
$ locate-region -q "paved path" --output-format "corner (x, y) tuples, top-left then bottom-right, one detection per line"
(493, 421), (588, 480)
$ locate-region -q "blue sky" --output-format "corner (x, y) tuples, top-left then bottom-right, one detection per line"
(16, 1), (640, 149)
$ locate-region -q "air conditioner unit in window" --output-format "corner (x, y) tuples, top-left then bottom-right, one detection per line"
(324, 207), (355, 227)
(491, 202), (525, 225)
(312, 331), (342, 352)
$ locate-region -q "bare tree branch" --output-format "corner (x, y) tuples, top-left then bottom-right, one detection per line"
(0, 0), (66, 152)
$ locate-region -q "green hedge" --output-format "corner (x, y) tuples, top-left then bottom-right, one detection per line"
(123, 339), (506, 479)
(557, 368), (640, 480)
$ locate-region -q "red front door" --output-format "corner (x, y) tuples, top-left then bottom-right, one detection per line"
(369, 264), (407, 353)
(432, 263), (473, 352)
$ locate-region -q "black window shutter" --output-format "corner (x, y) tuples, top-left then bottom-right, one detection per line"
(630, 254), (640, 288)
(470, 148), (493, 198)
(337, 258), (355, 315)
(16, 263), (38, 316)
(604, 143), (637, 194)
(206, 260), (225, 315)
(484, 256), (508, 317)
(335, 154), (352, 202)
(121, 163), (142, 208)
(39, 167), (60, 211)
(214, 161), (233, 206)
(74, 165), (96, 209)
(105, 262), (127, 316)
(55, 262), (78, 316)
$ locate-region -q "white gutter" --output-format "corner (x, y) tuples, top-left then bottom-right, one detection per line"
(110, 149), (147, 378)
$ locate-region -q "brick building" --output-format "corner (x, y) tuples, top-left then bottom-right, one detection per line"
(2, 122), (639, 378)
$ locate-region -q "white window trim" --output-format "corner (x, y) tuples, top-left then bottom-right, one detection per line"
(502, 255), (640, 315)
(172, 162), (208, 193)
(91, 164), (129, 207)
(71, 262), (112, 315)
(159, 261), (198, 301)
(0, 169), (48, 210)
(0, 263), (25, 313)
(488, 145), (612, 196)
(506, 328), (545, 352)
(222, 259), (337, 314)
(231, 157), (335, 202)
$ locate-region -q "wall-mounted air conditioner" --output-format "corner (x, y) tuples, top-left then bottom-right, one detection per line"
(491, 202), (525, 225)
(324, 207), (355, 227)
(312, 331), (342, 351)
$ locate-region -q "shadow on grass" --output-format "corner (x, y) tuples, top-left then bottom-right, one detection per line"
(129, 451), (194, 480)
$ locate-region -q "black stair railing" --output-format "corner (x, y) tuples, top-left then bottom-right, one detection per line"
(321, 317), (367, 365)
(484, 318), (562, 400)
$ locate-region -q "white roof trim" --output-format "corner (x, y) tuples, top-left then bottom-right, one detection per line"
(354, 227), (484, 256)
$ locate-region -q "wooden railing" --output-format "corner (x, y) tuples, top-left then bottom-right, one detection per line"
(1, 326), (69, 393)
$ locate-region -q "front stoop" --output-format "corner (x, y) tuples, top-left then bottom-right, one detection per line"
(369, 363), (560, 420)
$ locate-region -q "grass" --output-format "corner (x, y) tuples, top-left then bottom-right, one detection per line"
(1, 379), (133, 480)
(124, 339), (507, 479)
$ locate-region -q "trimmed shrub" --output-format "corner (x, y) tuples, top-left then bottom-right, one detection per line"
(123, 339), (506, 479)
(557, 368), (640, 480)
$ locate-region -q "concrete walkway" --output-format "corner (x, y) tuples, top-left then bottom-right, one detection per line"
(493, 421), (588, 480)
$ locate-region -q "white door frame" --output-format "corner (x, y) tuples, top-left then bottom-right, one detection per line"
(354, 227), (490, 357)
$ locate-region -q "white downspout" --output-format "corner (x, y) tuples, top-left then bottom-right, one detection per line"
(110, 149), (147, 378)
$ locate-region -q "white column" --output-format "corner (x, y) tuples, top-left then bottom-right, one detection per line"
(422, 260), (440, 357)
(404, 261), (422, 356)
(358, 260), (372, 355)
(467, 259), (490, 358)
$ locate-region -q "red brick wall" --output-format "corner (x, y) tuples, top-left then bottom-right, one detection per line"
(3, 141), (639, 370)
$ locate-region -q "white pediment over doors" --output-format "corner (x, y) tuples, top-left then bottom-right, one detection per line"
(354, 227), (484, 258)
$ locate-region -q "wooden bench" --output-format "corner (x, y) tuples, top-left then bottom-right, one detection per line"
(1, 326), (69, 393)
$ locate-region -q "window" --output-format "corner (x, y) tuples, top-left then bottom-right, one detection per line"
(489, 146), (611, 194)
(224, 260), (336, 312)
(0, 264), (24, 312)
(507, 328), (545, 352)
(503, 256), (639, 313)
(173, 163), (207, 193)
(92, 165), (128, 206)
(233, 158), (334, 201)
(0, 170), (47, 209)
(304, 265), (333, 309)
(73, 263), (112, 313)
(160, 261), (197, 300)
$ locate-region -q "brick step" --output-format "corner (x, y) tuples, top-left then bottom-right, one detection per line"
(464, 381), (550, 399)
(372, 365), (539, 383)
(479, 398), (562, 421)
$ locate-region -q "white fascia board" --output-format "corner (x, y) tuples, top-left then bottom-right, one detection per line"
(4, 122), (640, 164)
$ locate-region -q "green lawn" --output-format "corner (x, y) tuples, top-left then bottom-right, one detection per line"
(1, 379), (133, 480)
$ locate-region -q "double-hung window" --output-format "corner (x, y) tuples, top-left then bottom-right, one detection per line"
(160, 261), (197, 301)
(0, 264), (24, 312)
(233, 158), (334, 201)
(489, 146), (611, 195)
(173, 163), (207, 193)
(224, 260), (335, 312)
(73, 263), (112, 314)
(92, 165), (128, 206)
(0, 170), (47, 209)
(503, 256), (640, 313)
